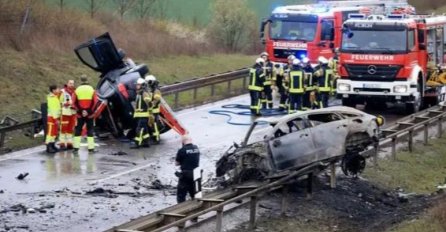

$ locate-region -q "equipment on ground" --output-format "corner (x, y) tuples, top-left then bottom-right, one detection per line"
(73, 32), (187, 138)
(337, 14), (446, 113)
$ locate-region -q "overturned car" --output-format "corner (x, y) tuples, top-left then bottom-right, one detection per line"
(216, 106), (383, 183)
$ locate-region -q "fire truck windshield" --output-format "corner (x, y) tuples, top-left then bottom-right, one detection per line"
(341, 29), (407, 54)
(269, 19), (317, 41)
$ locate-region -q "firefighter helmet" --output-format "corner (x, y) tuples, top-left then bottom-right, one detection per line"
(318, 56), (328, 64)
(287, 55), (296, 61)
(260, 52), (269, 58)
(292, 58), (301, 66)
(145, 75), (156, 83)
(256, 57), (265, 65)
(302, 57), (310, 64)
(136, 78), (145, 85)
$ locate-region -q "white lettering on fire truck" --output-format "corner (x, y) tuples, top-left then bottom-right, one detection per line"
(273, 42), (307, 49)
(351, 54), (394, 61)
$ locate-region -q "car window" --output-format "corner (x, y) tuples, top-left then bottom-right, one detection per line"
(274, 117), (309, 138)
(308, 113), (342, 126)
(340, 112), (360, 118)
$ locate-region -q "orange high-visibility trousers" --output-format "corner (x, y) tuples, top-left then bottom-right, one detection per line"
(45, 116), (59, 144)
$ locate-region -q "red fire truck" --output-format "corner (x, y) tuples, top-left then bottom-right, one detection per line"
(260, 0), (415, 64)
(337, 14), (446, 113)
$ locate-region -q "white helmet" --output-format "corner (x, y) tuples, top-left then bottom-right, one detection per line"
(287, 55), (296, 60)
(318, 56), (328, 64)
(302, 57), (310, 64)
(145, 75), (156, 82)
(260, 52), (269, 57)
(255, 57), (265, 65)
(136, 78), (145, 85)
(292, 58), (301, 66)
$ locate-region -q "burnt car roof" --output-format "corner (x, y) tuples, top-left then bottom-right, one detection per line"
(256, 106), (368, 124)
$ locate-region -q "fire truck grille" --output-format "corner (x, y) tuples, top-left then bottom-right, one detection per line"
(344, 64), (402, 81)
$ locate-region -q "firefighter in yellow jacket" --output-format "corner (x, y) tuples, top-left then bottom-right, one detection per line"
(131, 78), (152, 148)
(46, 84), (61, 153)
(248, 58), (265, 116)
(145, 75), (162, 144)
(314, 56), (333, 108)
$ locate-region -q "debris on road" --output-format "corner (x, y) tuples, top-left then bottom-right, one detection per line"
(16, 173), (29, 180)
(109, 151), (129, 156)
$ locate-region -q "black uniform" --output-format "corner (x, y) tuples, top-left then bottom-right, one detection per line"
(261, 61), (274, 109)
(175, 143), (200, 203)
(302, 64), (315, 109)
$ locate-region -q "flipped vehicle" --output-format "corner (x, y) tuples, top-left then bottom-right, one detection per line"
(216, 106), (382, 183)
(74, 32), (186, 137)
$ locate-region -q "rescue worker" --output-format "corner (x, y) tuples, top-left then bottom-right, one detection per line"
(59, 80), (76, 150)
(145, 75), (162, 144)
(175, 135), (200, 203)
(314, 56), (333, 108)
(301, 57), (315, 110)
(329, 49), (340, 96)
(278, 55), (296, 111)
(131, 78), (151, 148)
(287, 59), (305, 114)
(260, 52), (273, 109)
(73, 75), (96, 153)
(248, 58), (265, 116)
(46, 84), (61, 153)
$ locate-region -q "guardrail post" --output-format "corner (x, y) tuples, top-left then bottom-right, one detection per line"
(193, 88), (198, 102)
(306, 173), (313, 199)
(330, 163), (336, 189)
(424, 123), (429, 145)
(210, 84), (215, 97)
(408, 130), (413, 153)
(391, 137), (397, 160)
(174, 92), (179, 109)
(438, 117), (443, 138)
(281, 185), (289, 215)
(0, 132), (5, 148)
(249, 195), (258, 230)
(215, 207), (224, 232)
(373, 142), (379, 166)
(227, 81), (232, 95)
(242, 76), (247, 90)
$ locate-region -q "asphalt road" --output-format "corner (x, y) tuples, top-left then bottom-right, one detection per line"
(0, 94), (405, 232)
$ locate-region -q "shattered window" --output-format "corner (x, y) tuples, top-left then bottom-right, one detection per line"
(274, 117), (309, 137)
(308, 113), (341, 125)
(341, 112), (360, 118)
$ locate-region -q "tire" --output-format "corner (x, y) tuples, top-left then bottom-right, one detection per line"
(405, 97), (421, 114)
(342, 98), (356, 108)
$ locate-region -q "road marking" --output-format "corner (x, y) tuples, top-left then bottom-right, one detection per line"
(0, 146), (45, 162)
(88, 161), (156, 184)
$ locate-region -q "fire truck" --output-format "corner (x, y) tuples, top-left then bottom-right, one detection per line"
(259, 0), (415, 64)
(337, 14), (446, 113)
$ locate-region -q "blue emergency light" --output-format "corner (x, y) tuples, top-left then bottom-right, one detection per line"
(348, 13), (366, 19)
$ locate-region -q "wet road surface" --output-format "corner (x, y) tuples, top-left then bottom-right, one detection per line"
(0, 95), (405, 232)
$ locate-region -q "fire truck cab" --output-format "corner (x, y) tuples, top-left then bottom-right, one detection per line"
(260, 0), (414, 65)
(337, 14), (446, 113)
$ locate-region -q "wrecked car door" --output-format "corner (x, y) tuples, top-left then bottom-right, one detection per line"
(308, 112), (349, 160)
(268, 117), (316, 171)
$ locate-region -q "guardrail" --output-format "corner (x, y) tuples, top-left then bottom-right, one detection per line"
(107, 103), (446, 232)
(0, 69), (250, 149)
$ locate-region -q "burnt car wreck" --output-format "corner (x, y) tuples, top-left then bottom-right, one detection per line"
(216, 106), (383, 184)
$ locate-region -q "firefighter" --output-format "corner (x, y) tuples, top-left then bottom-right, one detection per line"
(175, 135), (200, 203)
(314, 56), (333, 108)
(287, 59), (305, 114)
(278, 55), (296, 111)
(260, 52), (273, 109)
(73, 75), (96, 153)
(329, 49), (340, 96)
(301, 57), (315, 110)
(145, 75), (162, 144)
(59, 80), (76, 150)
(131, 78), (151, 149)
(248, 58), (265, 116)
(46, 84), (61, 154)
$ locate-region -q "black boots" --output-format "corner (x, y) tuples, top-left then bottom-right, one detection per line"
(46, 143), (59, 154)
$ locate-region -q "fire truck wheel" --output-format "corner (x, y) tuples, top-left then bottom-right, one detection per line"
(405, 98), (421, 114)
(342, 98), (356, 108)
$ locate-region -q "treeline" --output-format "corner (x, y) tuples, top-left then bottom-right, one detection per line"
(0, 0), (261, 59)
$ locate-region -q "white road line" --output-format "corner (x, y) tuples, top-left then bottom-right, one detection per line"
(88, 161), (156, 184)
(0, 146), (45, 162)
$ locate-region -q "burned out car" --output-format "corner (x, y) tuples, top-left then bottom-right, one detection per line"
(216, 106), (383, 183)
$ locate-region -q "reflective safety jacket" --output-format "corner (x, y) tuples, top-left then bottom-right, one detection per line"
(303, 65), (315, 91)
(150, 88), (162, 114)
(263, 61), (274, 86)
(74, 84), (95, 114)
(134, 91), (151, 118)
(47, 93), (61, 118)
(289, 70), (304, 94)
(315, 66), (333, 92)
(60, 87), (76, 116)
(248, 66), (264, 91)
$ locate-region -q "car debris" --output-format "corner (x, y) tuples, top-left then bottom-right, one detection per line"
(109, 151), (129, 156)
(216, 106), (382, 184)
(16, 173), (29, 180)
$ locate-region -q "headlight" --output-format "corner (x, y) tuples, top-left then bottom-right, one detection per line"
(393, 85), (407, 93)
(338, 83), (351, 91)
(375, 115), (385, 127)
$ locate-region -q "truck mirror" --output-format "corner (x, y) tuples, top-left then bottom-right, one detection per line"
(419, 44), (426, 50)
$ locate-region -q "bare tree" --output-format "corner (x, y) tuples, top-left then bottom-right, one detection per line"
(84, 0), (105, 18)
(134, 0), (158, 19)
(113, 0), (137, 20)
(59, 0), (65, 11)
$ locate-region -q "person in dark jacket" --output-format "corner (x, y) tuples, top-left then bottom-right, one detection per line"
(175, 135), (200, 203)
